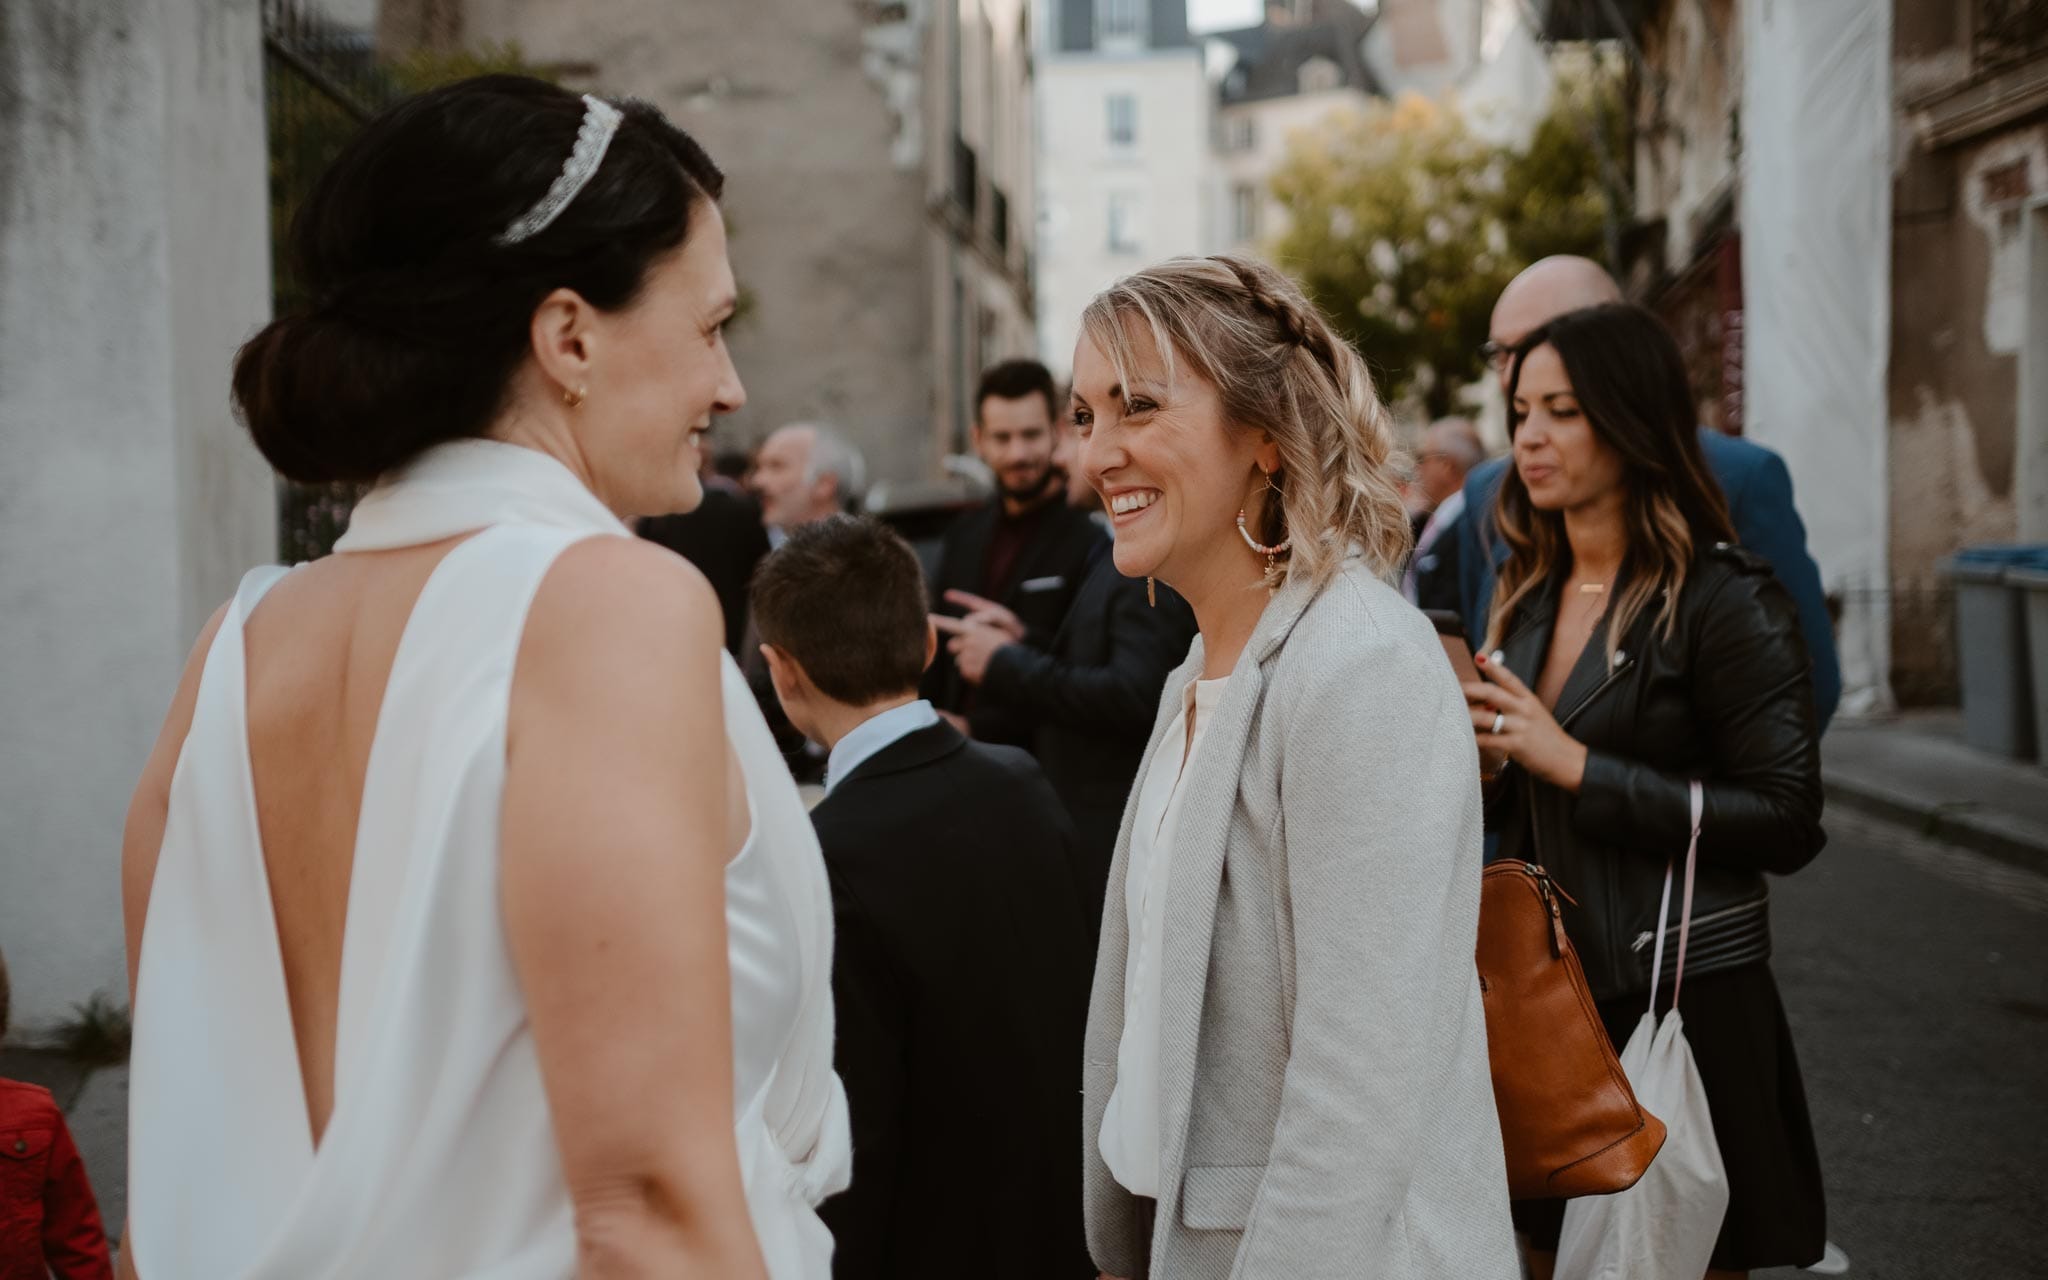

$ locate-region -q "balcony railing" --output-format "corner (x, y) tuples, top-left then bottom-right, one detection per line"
(1978, 0), (2048, 73)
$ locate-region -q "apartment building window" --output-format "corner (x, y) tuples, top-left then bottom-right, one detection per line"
(1107, 93), (1137, 147)
(1232, 184), (1259, 243)
(1224, 114), (1257, 152)
(952, 133), (979, 222)
(1108, 192), (1142, 255)
(1098, 0), (1145, 48)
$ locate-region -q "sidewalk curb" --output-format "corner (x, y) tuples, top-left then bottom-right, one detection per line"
(1824, 767), (2048, 878)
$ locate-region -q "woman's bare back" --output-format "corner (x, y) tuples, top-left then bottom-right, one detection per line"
(240, 538), (468, 1145)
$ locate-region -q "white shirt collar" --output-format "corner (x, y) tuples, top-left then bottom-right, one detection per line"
(824, 700), (942, 794)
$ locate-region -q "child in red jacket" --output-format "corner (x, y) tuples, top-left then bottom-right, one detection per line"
(0, 948), (113, 1280)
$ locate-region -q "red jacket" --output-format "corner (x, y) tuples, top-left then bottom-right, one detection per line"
(0, 1078), (112, 1280)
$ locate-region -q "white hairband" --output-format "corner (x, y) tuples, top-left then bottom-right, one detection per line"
(495, 94), (624, 246)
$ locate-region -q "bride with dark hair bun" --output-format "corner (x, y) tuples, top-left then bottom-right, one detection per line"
(120, 75), (848, 1280)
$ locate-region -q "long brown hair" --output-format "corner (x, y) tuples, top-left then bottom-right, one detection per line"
(1483, 304), (1735, 657)
(1079, 255), (1412, 587)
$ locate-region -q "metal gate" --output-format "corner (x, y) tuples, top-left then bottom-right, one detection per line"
(262, 0), (398, 562)
(259, 1), (544, 560)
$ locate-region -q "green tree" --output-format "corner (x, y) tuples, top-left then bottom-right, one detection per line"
(1269, 57), (1629, 418)
(1499, 51), (1631, 268)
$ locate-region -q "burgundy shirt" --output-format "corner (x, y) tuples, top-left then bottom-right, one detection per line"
(983, 496), (1056, 598)
(0, 1079), (112, 1280)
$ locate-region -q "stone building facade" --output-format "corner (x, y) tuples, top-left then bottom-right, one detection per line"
(381, 0), (1037, 484)
(1890, 1), (2048, 703)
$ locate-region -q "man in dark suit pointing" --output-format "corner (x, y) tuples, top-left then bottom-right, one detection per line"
(751, 515), (1094, 1280)
(923, 359), (1106, 748)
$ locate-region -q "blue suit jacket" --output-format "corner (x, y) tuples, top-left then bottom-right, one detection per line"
(1454, 429), (1841, 728)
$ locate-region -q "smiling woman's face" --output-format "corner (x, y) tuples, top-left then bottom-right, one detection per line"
(1070, 322), (1273, 590)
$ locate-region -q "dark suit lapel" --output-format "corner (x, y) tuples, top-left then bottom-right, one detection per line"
(1047, 548), (1118, 652)
(999, 502), (1090, 605)
(937, 502), (1002, 606)
(1494, 579), (1557, 688)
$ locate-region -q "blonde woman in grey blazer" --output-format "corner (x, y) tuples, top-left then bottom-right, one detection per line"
(1064, 255), (1519, 1280)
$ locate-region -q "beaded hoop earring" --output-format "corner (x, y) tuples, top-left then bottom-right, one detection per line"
(1236, 470), (1291, 574)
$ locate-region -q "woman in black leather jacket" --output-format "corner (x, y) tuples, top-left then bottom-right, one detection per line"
(1465, 303), (1827, 1279)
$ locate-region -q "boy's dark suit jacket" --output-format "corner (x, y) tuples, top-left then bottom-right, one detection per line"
(810, 722), (1094, 1280)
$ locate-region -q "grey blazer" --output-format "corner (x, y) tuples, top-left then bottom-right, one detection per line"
(1082, 559), (1520, 1279)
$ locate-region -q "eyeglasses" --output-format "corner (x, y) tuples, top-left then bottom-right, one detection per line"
(1479, 340), (1511, 371)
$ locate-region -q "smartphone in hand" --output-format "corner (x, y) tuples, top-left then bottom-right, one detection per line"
(1423, 610), (1506, 780)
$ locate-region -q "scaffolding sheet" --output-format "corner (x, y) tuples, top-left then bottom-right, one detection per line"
(1741, 0), (1895, 712)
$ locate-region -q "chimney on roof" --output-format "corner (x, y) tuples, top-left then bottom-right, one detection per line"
(1265, 0), (1311, 27)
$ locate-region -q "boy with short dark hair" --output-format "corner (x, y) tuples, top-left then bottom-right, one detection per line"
(751, 516), (1093, 1280)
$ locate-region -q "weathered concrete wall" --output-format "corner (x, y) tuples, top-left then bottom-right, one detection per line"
(0, 0), (274, 1035)
(1635, 0), (1739, 275)
(924, 0), (1038, 454)
(1888, 0), (2042, 703)
(454, 0), (938, 484)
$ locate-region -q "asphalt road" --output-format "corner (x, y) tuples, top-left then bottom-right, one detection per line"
(1753, 807), (2048, 1280)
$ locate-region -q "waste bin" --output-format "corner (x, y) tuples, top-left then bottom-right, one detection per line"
(1939, 546), (2048, 760)
(2007, 561), (2048, 761)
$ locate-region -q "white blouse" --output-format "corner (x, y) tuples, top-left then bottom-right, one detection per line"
(1099, 673), (1232, 1198)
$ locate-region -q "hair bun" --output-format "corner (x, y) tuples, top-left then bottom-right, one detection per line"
(228, 75), (728, 488)
(232, 308), (453, 486)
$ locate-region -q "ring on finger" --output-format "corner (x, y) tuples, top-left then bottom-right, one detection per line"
(1491, 711), (1507, 735)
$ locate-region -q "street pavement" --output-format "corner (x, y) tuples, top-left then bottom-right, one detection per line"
(1753, 806), (2048, 1280)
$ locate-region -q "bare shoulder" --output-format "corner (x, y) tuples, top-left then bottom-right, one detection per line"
(147, 598), (236, 776)
(522, 534), (724, 664)
(124, 596), (237, 991)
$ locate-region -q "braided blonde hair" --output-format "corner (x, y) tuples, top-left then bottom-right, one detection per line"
(1079, 254), (1412, 587)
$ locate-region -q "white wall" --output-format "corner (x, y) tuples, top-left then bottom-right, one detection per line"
(1037, 49), (1212, 374)
(0, 0), (275, 1035)
(1742, 0), (1893, 714)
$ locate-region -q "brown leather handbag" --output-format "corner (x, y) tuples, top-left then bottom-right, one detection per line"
(1477, 860), (1666, 1199)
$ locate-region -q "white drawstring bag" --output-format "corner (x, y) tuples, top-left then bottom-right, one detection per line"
(1555, 781), (1730, 1280)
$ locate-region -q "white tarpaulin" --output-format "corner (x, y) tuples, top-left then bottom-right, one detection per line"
(1742, 0), (1895, 713)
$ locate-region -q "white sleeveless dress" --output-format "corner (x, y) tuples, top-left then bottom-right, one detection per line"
(127, 441), (851, 1280)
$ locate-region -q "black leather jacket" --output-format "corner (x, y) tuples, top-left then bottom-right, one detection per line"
(1486, 543), (1826, 1002)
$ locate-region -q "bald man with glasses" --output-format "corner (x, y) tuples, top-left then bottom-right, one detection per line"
(1454, 256), (1841, 726)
